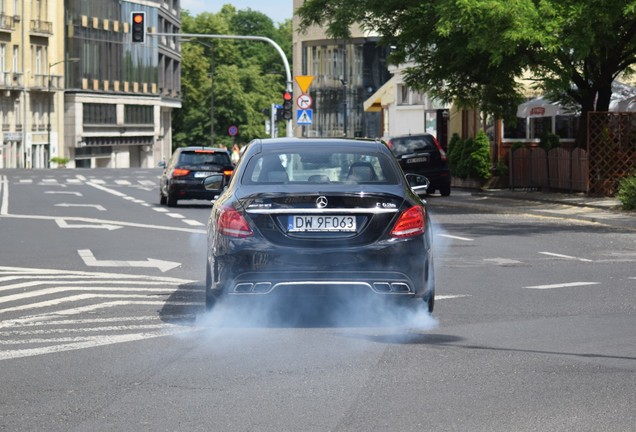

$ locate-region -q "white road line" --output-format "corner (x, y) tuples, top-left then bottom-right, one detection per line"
(0, 286), (199, 304)
(0, 278), (181, 292)
(153, 207), (170, 212)
(115, 180), (132, 185)
(183, 219), (205, 226)
(86, 180), (127, 197)
(0, 328), (196, 361)
(167, 213), (185, 219)
(539, 251), (593, 262)
(438, 234), (474, 241)
(524, 282), (599, 289)
(0, 175), (8, 215)
(45, 191), (83, 196)
(18, 179), (33, 184)
(4, 323), (178, 336)
(0, 266), (195, 283)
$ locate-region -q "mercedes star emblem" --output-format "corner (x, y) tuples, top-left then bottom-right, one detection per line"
(316, 196), (328, 208)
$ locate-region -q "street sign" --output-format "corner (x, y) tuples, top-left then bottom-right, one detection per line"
(297, 109), (313, 125)
(228, 125), (238, 136)
(294, 75), (314, 94)
(297, 94), (313, 110)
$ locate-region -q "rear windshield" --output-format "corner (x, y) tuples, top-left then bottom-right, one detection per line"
(390, 136), (436, 155)
(178, 150), (230, 166)
(242, 150), (400, 185)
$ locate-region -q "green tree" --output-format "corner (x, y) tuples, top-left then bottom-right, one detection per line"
(174, 7), (292, 149)
(297, 0), (636, 145)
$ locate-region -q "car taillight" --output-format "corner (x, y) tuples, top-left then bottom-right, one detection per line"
(386, 140), (393, 150)
(218, 207), (253, 238)
(432, 136), (447, 161)
(172, 168), (190, 177)
(391, 206), (425, 238)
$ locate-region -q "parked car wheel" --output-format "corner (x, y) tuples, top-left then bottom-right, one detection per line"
(205, 263), (217, 311)
(160, 192), (167, 205)
(167, 192), (178, 207)
(439, 184), (451, 196)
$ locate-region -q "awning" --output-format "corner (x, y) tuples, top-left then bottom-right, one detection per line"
(363, 77), (395, 112)
(516, 97), (572, 117)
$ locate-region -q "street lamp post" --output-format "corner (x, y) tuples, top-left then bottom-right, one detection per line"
(48, 57), (79, 167)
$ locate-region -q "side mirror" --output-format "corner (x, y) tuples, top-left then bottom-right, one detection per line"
(405, 173), (430, 195)
(203, 173), (226, 191)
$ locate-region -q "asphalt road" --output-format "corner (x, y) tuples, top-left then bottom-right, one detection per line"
(0, 168), (634, 432)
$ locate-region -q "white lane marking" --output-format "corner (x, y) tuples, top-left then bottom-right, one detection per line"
(78, 249), (181, 273)
(139, 180), (156, 187)
(19, 179), (33, 184)
(45, 191), (83, 196)
(437, 295), (471, 300)
(0, 213), (205, 234)
(438, 234), (474, 241)
(0, 266), (194, 283)
(166, 213), (185, 219)
(91, 179), (106, 185)
(41, 178), (58, 183)
(539, 251), (593, 262)
(484, 258), (523, 265)
(55, 218), (122, 230)
(86, 180), (126, 196)
(0, 286), (196, 304)
(524, 282), (599, 289)
(183, 219), (205, 226)
(0, 328), (196, 361)
(153, 207), (170, 212)
(55, 203), (106, 211)
(0, 278), (187, 292)
(115, 180), (131, 185)
(0, 175), (8, 215)
(66, 178), (82, 184)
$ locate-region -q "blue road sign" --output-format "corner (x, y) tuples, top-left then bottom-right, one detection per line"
(296, 109), (313, 125)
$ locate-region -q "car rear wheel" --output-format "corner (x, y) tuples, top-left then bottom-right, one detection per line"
(167, 192), (178, 207)
(439, 184), (451, 196)
(159, 192), (167, 205)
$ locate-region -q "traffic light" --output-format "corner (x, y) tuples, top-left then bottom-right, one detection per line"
(282, 91), (293, 120)
(131, 12), (145, 43)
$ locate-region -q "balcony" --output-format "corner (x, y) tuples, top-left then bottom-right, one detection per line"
(0, 72), (23, 89)
(31, 74), (63, 90)
(0, 13), (16, 32)
(30, 19), (53, 36)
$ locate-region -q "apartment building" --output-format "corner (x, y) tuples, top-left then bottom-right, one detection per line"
(0, 0), (180, 169)
(0, 0), (64, 168)
(64, 0), (181, 168)
(292, 0), (390, 138)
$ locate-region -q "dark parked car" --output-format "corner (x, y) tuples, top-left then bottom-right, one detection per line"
(203, 138), (435, 313)
(159, 146), (233, 207)
(387, 133), (451, 196)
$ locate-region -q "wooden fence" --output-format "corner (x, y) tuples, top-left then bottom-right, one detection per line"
(509, 147), (589, 193)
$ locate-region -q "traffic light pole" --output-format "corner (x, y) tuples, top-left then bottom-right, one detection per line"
(150, 32), (294, 137)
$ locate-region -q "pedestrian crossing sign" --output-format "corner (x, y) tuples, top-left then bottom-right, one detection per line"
(297, 109), (313, 125)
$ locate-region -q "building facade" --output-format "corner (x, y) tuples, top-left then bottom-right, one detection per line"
(292, 0), (390, 138)
(64, 0), (181, 168)
(0, 0), (65, 168)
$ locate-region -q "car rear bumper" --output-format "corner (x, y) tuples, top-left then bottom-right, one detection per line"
(168, 180), (220, 200)
(211, 239), (433, 298)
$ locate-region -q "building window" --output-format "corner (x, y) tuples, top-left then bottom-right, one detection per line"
(12, 45), (18, 72)
(124, 105), (153, 124)
(83, 103), (116, 125)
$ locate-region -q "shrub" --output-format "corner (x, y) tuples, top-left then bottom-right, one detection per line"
(617, 173), (636, 210)
(446, 131), (492, 180)
(539, 131), (560, 151)
(50, 157), (69, 166)
(447, 133), (463, 174)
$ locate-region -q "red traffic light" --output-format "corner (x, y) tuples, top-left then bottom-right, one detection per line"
(131, 12), (145, 43)
(283, 91), (292, 101)
(133, 13), (144, 24)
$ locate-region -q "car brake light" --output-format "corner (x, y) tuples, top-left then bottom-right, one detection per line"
(172, 168), (190, 177)
(391, 206), (425, 238)
(386, 140), (393, 150)
(218, 207), (253, 238)
(432, 136), (447, 161)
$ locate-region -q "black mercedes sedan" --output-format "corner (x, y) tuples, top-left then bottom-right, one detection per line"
(203, 138), (435, 314)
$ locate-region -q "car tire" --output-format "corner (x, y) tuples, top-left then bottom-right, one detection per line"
(167, 192), (178, 207)
(160, 192), (167, 205)
(439, 184), (451, 196)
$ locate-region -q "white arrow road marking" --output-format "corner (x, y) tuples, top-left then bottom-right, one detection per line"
(539, 251), (593, 262)
(55, 218), (122, 230)
(55, 203), (106, 211)
(77, 249), (181, 272)
(45, 191), (83, 196)
(524, 282), (599, 289)
(438, 234), (474, 241)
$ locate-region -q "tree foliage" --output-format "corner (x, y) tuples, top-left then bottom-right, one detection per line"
(173, 7), (292, 149)
(297, 0), (636, 143)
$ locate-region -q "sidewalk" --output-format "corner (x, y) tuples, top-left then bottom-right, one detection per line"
(435, 188), (636, 231)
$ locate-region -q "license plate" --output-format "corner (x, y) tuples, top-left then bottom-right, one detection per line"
(288, 215), (356, 232)
(407, 156), (428, 163)
(194, 171), (213, 178)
